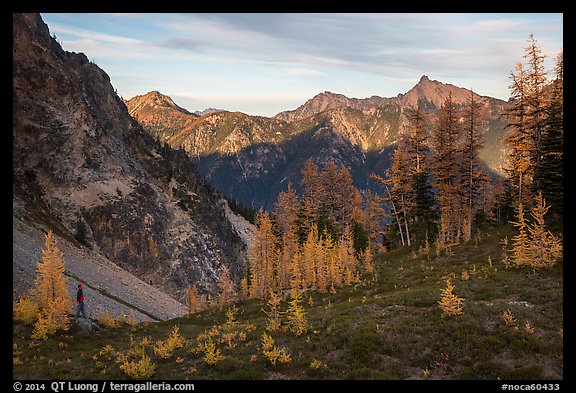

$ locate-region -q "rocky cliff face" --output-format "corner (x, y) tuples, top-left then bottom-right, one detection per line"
(13, 13), (247, 300)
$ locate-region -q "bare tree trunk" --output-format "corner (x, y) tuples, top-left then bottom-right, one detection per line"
(384, 184), (405, 246)
(401, 194), (411, 246)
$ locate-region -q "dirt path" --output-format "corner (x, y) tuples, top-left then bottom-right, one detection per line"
(13, 217), (188, 322)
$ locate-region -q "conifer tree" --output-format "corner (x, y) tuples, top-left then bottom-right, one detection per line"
(218, 268), (236, 307)
(362, 190), (387, 251)
(338, 225), (358, 277)
(33, 230), (71, 333)
(128, 309), (138, 328)
(186, 285), (202, 314)
(239, 277), (250, 301)
(505, 61), (534, 206)
(314, 232), (328, 293)
(405, 104), (436, 244)
(527, 192), (562, 268)
(248, 210), (279, 299)
(461, 88), (487, 242)
(301, 225), (318, 290)
(373, 105), (435, 248)
(411, 170), (437, 241)
(288, 249), (303, 294)
(534, 51), (563, 221)
(438, 279), (464, 317)
(286, 290), (308, 336)
(431, 93), (464, 246)
(509, 203), (532, 267)
(263, 291), (284, 333)
(273, 182), (301, 290)
(388, 141), (414, 246)
(321, 229), (339, 288)
(371, 173), (407, 247)
(404, 106), (430, 173)
(320, 161), (341, 225)
(505, 34), (549, 207)
(523, 34), (548, 182)
(360, 244), (374, 275)
(333, 165), (361, 232)
(300, 159), (323, 232)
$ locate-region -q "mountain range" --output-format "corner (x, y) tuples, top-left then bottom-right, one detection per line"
(126, 76), (510, 210)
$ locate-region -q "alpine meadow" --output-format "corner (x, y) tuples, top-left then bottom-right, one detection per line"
(12, 13), (563, 384)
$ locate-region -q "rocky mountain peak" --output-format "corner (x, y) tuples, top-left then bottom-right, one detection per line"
(274, 90), (391, 123)
(397, 74), (482, 110)
(127, 90), (194, 116)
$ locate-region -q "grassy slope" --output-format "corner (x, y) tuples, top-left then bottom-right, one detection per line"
(12, 225), (563, 380)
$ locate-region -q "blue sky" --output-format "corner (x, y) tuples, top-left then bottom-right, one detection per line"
(40, 13), (563, 117)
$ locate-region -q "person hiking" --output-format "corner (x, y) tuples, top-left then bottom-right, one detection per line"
(75, 284), (86, 318)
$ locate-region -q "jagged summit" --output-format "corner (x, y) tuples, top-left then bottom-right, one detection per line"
(274, 74), (499, 122)
(274, 90), (391, 123)
(397, 74), (486, 110)
(194, 107), (225, 116)
(126, 90), (194, 116)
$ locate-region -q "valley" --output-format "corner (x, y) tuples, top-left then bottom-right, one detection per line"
(12, 12), (563, 382)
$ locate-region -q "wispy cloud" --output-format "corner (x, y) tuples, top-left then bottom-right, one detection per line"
(40, 13), (563, 116)
(48, 23), (143, 45)
(283, 67), (325, 76)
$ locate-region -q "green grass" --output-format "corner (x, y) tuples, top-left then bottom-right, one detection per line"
(12, 226), (563, 380)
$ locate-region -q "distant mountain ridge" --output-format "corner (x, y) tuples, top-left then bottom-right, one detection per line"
(274, 91), (393, 122)
(275, 75), (506, 122)
(126, 74), (510, 211)
(194, 107), (225, 116)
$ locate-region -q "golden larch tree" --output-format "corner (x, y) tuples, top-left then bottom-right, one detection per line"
(273, 182), (301, 290)
(525, 192), (562, 268)
(333, 165), (360, 232)
(33, 230), (71, 333)
(509, 203), (532, 267)
(438, 279), (464, 317)
(248, 210), (279, 299)
(239, 277), (250, 301)
(286, 290), (308, 336)
(360, 244), (374, 275)
(218, 268), (237, 307)
(324, 231), (341, 288)
(338, 225), (358, 278)
(186, 285), (202, 314)
(263, 291), (284, 333)
(314, 231), (328, 293)
(301, 225), (318, 290)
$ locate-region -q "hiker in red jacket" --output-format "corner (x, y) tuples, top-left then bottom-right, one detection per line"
(75, 284), (86, 318)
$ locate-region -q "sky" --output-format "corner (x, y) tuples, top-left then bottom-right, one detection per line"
(40, 13), (563, 117)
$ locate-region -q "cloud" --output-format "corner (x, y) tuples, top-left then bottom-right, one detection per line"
(48, 23), (143, 45)
(159, 37), (208, 51)
(42, 13), (562, 115)
(283, 67), (325, 76)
